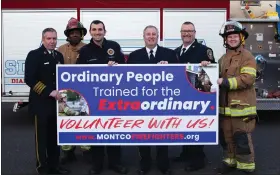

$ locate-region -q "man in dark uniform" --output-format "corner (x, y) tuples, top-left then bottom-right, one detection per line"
(174, 21), (216, 172)
(24, 28), (70, 175)
(127, 25), (178, 175)
(76, 20), (128, 175)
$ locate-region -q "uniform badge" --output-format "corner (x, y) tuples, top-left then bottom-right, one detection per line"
(207, 49), (213, 60)
(107, 48), (115, 56)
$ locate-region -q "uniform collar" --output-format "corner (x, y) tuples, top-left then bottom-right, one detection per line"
(90, 38), (107, 48)
(227, 46), (243, 56)
(181, 39), (196, 51)
(40, 44), (55, 54)
(146, 45), (158, 55)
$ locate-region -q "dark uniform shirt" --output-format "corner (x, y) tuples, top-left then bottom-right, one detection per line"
(76, 38), (125, 64)
(24, 45), (64, 116)
(127, 45), (178, 64)
(175, 39), (216, 63)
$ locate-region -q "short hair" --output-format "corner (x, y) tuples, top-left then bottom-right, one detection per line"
(42, 28), (57, 38)
(90, 20), (106, 31)
(143, 25), (159, 35)
(182, 21), (196, 30)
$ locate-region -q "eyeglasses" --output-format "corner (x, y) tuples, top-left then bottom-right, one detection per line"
(180, 30), (196, 33)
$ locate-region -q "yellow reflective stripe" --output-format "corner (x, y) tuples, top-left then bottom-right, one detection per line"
(35, 115), (41, 172)
(223, 158), (237, 166)
(64, 107), (70, 114)
(59, 112), (66, 116)
(237, 161), (255, 170)
(61, 145), (73, 151)
(33, 81), (46, 95)
(241, 67), (256, 77)
(228, 78), (237, 90)
(219, 106), (257, 116)
(81, 145), (91, 150)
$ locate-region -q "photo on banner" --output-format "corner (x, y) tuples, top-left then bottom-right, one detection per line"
(56, 64), (219, 146)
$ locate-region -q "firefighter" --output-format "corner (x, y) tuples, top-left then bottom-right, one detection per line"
(24, 27), (70, 175)
(77, 20), (128, 175)
(217, 20), (257, 174)
(57, 17), (87, 64)
(196, 70), (212, 92)
(79, 98), (88, 116)
(174, 21), (215, 172)
(57, 17), (91, 164)
(58, 93), (79, 116)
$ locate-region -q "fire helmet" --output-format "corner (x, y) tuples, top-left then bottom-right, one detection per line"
(64, 17), (87, 39)
(219, 20), (249, 50)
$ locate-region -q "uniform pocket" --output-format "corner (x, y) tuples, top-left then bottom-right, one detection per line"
(228, 91), (250, 108)
(226, 66), (237, 78)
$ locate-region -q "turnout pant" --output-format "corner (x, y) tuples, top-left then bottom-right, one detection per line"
(61, 145), (91, 151)
(91, 146), (121, 167)
(35, 112), (60, 173)
(220, 116), (256, 171)
(138, 146), (169, 171)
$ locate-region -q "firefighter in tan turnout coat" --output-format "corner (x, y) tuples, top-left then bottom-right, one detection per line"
(217, 21), (257, 174)
(57, 18), (91, 164)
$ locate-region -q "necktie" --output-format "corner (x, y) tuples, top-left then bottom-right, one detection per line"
(181, 48), (186, 56)
(51, 51), (55, 58)
(149, 50), (155, 60)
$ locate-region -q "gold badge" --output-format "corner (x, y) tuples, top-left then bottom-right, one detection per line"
(207, 49), (213, 60)
(107, 48), (115, 56)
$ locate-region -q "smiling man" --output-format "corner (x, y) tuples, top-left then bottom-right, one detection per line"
(127, 25), (178, 175)
(174, 21), (216, 172)
(76, 20), (125, 66)
(76, 20), (128, 175)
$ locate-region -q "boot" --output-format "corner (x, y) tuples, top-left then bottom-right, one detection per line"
(216, 162), (236, 174)
(60, 150), (77, 164)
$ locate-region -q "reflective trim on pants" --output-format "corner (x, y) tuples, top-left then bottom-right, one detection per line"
(237, 161), (255, 172)
(81, 145), (91, 151)
(223, 158), (237, 167)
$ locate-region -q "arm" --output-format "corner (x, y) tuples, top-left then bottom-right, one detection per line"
(221, 58), (256, 90)
(168, 50), (179, 63)
(76, 47), (87, 64)
(126, 52), (135, 64)
(115, 43), (125, 64)
(24, 51), (53, 97)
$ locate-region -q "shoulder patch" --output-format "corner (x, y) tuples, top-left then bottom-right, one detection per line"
(207, 49), (213, 60)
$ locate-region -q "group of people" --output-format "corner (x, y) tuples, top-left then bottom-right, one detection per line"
(24, 17), (257, 175)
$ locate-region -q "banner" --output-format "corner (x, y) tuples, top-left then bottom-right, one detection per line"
(57, 64), (219, 145)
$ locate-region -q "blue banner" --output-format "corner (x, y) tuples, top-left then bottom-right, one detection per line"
(57, 64), (219, 145)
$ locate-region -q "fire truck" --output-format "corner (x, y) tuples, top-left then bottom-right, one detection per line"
(1, 0), (279, 112)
